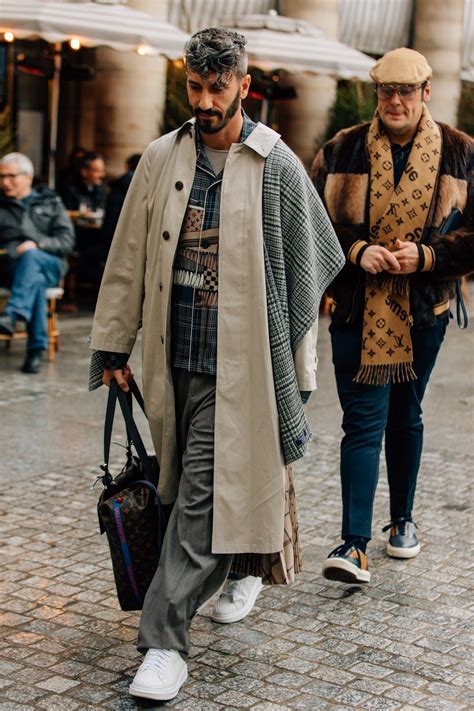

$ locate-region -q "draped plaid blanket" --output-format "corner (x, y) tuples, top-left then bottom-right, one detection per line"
(90, 136), (344, 464)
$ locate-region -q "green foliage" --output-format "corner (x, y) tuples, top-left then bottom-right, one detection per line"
(324, 80), (376, 142)
(458, 83), (474, 137)
(162, 59), (192, 135)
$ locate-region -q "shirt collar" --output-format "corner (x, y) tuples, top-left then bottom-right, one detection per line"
(194, 110), (257, 156)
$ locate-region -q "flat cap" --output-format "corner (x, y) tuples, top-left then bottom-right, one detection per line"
(370, 47), (432, 85)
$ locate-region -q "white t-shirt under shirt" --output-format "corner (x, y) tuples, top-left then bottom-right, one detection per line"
(203, 145), (229, 176)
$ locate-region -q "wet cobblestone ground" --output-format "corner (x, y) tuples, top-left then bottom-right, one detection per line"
(0, 305), (473, 710)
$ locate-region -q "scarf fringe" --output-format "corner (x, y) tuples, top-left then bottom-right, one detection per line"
(354, 361), (417, 386)
(367, 274), (409, 297)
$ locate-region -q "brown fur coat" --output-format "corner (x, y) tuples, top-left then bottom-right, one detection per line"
(311, 121), (474, 326)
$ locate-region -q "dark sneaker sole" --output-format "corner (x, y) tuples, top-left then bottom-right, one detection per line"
(386, 542), (420, 559)
(322, 558), (370, 584)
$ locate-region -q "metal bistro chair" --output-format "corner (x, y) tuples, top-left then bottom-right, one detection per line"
(0, 286), (64, 362)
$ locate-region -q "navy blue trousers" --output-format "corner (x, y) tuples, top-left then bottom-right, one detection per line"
(5, 249), (62, 351)
(330, 316), (448, 540)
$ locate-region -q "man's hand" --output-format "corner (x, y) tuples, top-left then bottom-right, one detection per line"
(360, 245), (400, 274)
(103, 364), (134, 392)
(387, 239), (419, 274)
(16, 240), (38, 255)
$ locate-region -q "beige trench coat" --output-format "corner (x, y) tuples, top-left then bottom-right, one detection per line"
(91, 120), (317, 555)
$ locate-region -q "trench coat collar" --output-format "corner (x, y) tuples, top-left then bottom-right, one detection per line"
(177, 113), (280, 159)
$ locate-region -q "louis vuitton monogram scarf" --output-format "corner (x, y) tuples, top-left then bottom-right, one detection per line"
(355, 105), (441, 385)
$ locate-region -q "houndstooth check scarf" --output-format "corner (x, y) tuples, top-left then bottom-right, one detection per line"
(355, 105), (441, 385)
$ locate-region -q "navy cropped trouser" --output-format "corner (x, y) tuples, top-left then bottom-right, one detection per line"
(330, 315), (448, 540)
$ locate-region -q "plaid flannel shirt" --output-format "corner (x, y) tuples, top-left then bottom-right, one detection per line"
(171, 113), (256, 374)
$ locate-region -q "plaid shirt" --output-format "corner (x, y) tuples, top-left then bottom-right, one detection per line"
(171, 113), (256, 374)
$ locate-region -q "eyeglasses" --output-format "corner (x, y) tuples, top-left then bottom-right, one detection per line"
(375, 84), (423, 101)
(0, 172), (27, 180)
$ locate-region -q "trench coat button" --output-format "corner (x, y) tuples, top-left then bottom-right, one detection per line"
(175, 181), (184, 191)
(162, 231), (170, 241)
(160, 336), (164, 344)
(159, 282), (163, 291)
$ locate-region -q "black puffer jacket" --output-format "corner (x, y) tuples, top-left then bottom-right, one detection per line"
(311, 121), (474, 327)
(0, 186), (75, 274)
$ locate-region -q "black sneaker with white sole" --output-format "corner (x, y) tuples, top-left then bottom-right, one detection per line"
(383, 518), (420, 559)
(322, 541), (371, 584)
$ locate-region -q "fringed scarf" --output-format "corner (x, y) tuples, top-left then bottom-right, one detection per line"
(355, 105), (442, 385)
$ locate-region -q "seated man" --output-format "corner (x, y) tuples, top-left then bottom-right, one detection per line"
(0, 153), (75, 373)
(60, 151), (106, 218)
(60, 151), (107, 288)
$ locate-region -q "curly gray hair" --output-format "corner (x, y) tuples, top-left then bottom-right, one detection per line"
(184, 27), (248, 85)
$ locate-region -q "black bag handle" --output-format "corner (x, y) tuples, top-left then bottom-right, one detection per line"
(455, 279), (469, 329)
(436, 208), (468, 329)
(103, 379), (155, 483)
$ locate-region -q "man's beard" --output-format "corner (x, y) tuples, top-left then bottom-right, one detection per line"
(194, 89), (241, 134)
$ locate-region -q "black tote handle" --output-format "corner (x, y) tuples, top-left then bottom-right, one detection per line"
(436, 209), (468, 329)
(103, 379), (156, 483)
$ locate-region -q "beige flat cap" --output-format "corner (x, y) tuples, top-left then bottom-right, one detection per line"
(370, 47), (432, 85)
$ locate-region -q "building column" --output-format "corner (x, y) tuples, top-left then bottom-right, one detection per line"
(94, 0), (171, 176)
(277, 0), (339, 167)
(412, 0), (464, 126)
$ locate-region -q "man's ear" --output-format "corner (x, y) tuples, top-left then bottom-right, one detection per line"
(423, 81), (431, 103)
(240, 73), (251, 100)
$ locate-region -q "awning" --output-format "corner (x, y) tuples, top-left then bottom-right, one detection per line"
(340, 0), (474, 83)
(220, 12), (375, 81)
(0, 0), (190, 186)
(0, 0), (188, 57)
(339, 0), (412, 56)
(169, 0), (275, 34)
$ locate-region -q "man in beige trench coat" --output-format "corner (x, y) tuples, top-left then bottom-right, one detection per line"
(90, 28), (344, 702)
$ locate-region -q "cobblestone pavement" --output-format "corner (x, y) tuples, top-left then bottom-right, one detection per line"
(0, 306), (473, 710)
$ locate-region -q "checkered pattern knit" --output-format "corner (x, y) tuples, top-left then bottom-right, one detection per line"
(89, 129), (344, 464)
(261, 141), (345, 462)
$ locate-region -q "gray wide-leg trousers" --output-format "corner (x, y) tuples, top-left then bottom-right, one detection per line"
(137, 370), (233, 656)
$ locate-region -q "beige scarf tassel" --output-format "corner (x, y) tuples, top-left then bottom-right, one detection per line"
(354, 361), (417, 386)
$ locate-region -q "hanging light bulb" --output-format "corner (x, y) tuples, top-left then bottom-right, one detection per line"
(4, 32), (15, 43)
(69, 38), (81, 51)
(137, 45), (153, 56)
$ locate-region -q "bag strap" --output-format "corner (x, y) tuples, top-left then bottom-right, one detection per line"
(455, 279), (469, 329)
(103, 382), (136, 469)
(436, 208), (468, 330)
(103, 379), (156, 483)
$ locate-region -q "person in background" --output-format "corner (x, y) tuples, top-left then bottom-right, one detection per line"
(311, 47), (474, 585)
(60, 151), (106, 218)
(60, 151), (107, 291)
(89, 28), (344, 702)
(77, 153), (142, 288)
(57, 145), (87, 188)
(101, 153), (142, 248)
(0, 152), (74, 373)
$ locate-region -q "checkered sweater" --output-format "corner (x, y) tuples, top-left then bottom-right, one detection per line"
(90, 138), (344, 463)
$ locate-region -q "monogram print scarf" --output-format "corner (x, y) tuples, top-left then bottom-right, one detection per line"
(355, 105), (442, 385)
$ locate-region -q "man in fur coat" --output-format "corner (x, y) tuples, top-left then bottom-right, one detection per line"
(312, 47), (473, 585)
(90, 28), (344, 701)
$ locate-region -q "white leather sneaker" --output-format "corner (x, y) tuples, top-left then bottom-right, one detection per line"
(129, 648), (188, 701)
(210, 575), (263, 624)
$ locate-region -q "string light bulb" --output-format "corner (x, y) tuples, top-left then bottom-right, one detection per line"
(137, 45), (153, 56)
(69, 38), (81, 50)
(4, 32), (14, 42)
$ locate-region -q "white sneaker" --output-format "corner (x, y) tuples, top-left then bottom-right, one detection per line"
(210, 575), (263, 624)
(129, 648), (188, 701)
